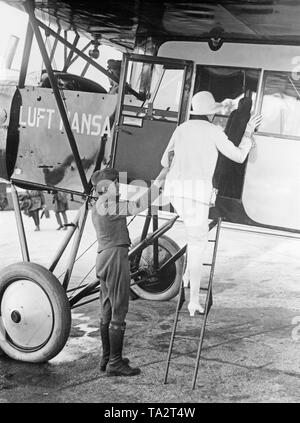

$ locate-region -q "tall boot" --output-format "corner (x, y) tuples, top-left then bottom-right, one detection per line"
(106, 323), (141, 377)
(100, 321), (110, 372)
(99, 321), (130, 372)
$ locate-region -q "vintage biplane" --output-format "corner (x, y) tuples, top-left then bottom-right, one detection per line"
(0, 0), (299, 363)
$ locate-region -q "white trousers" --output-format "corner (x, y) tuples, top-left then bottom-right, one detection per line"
(170, 196), (209, 307)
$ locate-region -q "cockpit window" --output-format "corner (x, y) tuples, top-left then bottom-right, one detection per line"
(124, 61), (184, 122)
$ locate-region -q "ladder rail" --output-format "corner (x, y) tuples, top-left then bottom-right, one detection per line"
(191, 217), (222, 389)
(163, 279), (184, 384)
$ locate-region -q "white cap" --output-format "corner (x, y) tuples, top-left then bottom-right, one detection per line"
(190, 91), (220, 115)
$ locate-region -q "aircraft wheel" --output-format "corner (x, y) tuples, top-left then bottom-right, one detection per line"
(130, 234), (185, 301)
(0, 262), (71, 363)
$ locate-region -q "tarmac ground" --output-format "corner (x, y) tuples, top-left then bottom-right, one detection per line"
(0, 209), (299, 403)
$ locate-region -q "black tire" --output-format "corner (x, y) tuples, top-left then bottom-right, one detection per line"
(0, 262), (71, 363)
(130, 234), (185, 301)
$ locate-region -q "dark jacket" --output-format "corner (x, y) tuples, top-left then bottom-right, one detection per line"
(213, 97), (252, 198)
(20, 190), (45, 214)
(52, 192), (68, 213)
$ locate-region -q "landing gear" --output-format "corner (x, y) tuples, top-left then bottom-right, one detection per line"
(0, 262), (71, 363)
(130, 235), (185, 301)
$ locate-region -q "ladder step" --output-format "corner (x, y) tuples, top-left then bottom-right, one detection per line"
(208, 239), (216, 243)
(203, 263), (212, 266)
(174, 311), (205, 322)
(175, 335), (204, 340)
(179, 309), (205, 315)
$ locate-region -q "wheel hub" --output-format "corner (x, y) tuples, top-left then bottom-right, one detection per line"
(10, 310), (22, 324)
(137, 245), (175, 293)
(1, 280), (54, 350)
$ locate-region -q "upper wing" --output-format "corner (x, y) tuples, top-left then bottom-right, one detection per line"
(3, 1), (300, 51)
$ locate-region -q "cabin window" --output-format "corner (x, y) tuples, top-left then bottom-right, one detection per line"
(194, 66), (259, 128)
(259, 71), (300, 138)
(194, 65), (260, 199)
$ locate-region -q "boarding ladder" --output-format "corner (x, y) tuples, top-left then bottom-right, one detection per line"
(163, 217), (222, 390)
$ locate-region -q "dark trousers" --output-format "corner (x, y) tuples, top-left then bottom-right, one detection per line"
(96, 246), (130, 326)
(30, 210), (40, 227)
(55, 211), (68, 227)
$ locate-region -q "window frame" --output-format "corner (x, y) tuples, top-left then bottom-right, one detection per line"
(195, 63), (262, 124)
(256, 69), (300, 141)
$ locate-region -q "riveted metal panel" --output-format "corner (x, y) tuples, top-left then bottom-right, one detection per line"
(10, 87), (117, 192)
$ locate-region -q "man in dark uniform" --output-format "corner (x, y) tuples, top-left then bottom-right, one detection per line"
(91, 167), (166, 377)
(20, 190), (45, 231)
(52, 190), (69, 230)
(106, 59), (122, 94)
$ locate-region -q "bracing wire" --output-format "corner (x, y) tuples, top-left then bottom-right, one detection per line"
(57, 208), (137, 281)
(68, 265), (96, 300)
(57, 239), (98, 280)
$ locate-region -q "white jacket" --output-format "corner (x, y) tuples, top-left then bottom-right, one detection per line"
(161, 119), (252, 203)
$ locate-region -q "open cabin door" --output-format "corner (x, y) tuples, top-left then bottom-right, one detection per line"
(110, 54), (195, 183)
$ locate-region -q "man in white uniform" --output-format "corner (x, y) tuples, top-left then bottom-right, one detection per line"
(160, 91), (262, 316)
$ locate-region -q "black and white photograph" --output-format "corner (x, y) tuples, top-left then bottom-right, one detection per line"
(0, 0), (299, 408)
